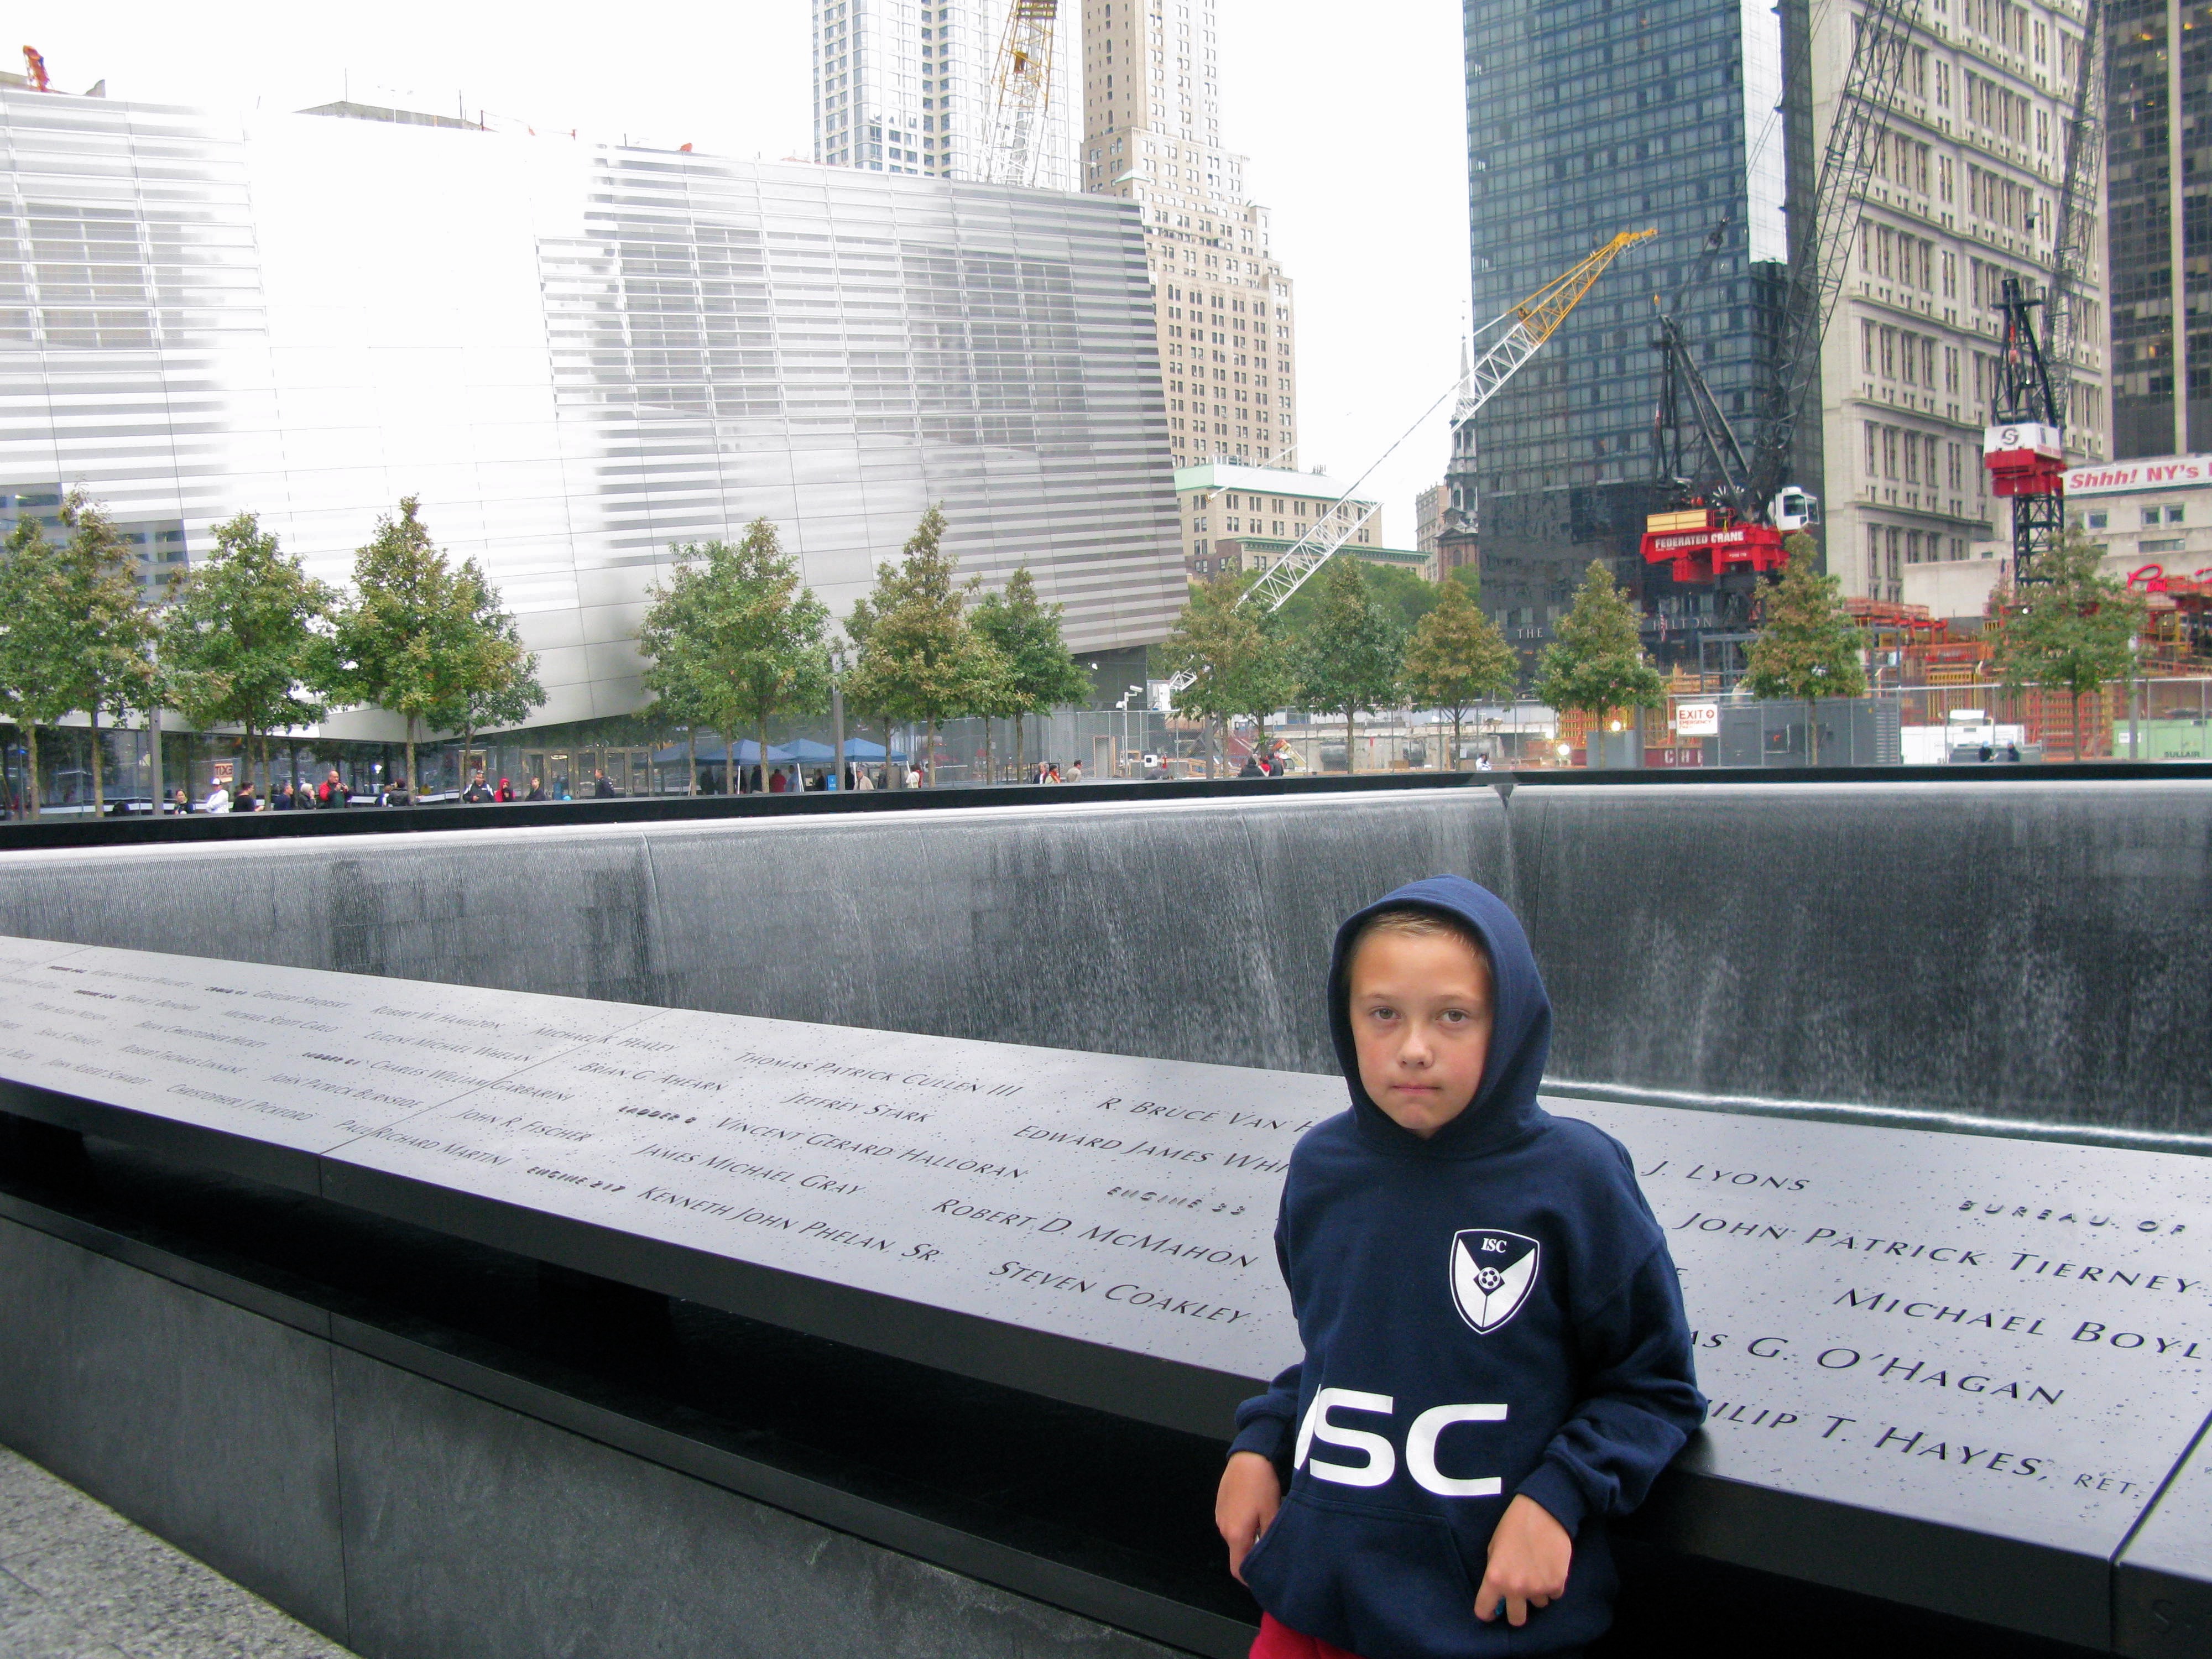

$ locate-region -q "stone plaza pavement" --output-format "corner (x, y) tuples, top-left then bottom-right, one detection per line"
(0, 1446), (353, 1658)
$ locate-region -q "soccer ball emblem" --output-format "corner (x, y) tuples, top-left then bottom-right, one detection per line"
(1474, 1265), (1505, 1295)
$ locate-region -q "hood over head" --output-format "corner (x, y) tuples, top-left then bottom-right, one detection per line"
(1327, 875), (1552, 1158)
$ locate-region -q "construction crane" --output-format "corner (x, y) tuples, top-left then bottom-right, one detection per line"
(1984, 276), (2067, 582)
(1641, 220), (1819, 585)
(1640, 0), (1921, 585)
(1980, 4), (2106, 585)
(1161, 228), (1653, 698)
(984, 1), (1058, 187)
(2043, 0), (2107, 416)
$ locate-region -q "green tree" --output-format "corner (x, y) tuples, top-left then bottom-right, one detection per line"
(638, 521), (829, 795)
(1741, 534), (1869, 764)
(843, 505), (1005, 786)
(637, 576), (716, 794)
(1275, 558), (1441, 640)
(62, 495), (158, 811)
(0, 515), (90, 817)
(1159, 570), (1300, 772)
(158, 512), (336, 799)
(445, 556), (546, 775)
(971, 566), (1089, 778)
(1988, 519), (2146, 760)
(1402, 576), (1519, 768)
(1532, 559), (1667, 763)
(1292, 556), (1404, 774)
(326, 498), (471, 795)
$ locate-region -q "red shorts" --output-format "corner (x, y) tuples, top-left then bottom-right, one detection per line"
(1250, 1612), (1368, 1659)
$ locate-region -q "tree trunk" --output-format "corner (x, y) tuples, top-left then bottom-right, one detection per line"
(686, 726), (697, 795)
(404, 714), (419, 805)
(1344, 709), (1355, 774)
(1806, 698), (1819, 766)
(1452, 709), (1464, 770)
(760, 711), (773, 800)
(90, 706), (105, 812)
(926, 719), (939, 787)
(24, 724), (39, 818)
(982, 717), (994, 785)
(1014, 712), (1026, 778)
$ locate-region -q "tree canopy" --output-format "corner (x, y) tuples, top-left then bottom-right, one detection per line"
(0, 513), (93, 816)
(970, 565), (1089, 773)
(1293, 556), (1405, 773)
(159, 511), (336, 792)
(638, 521), (829, 792)
(327, 497), (531, 795)
(1159, 568), (1301, 760)
(1402, 575), (1518, 766)
(1988, 519), (2145, 758)
(1742, 534), (1868, 763)
(843, 505), (1006, 783)
(1532, 560), (1667, 748)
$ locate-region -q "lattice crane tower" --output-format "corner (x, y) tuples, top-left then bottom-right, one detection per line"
(984, 1), (1058, 187)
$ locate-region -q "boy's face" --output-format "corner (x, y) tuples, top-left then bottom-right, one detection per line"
(1347, 929), (1495, 1139)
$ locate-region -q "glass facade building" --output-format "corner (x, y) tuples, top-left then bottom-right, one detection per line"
(812, 0), (1078, 191)
(1461, 0), (1815, 650)
(2106, 0), (2210, 457)
(0, 88), (1181, 734)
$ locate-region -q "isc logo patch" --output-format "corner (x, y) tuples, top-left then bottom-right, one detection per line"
(1450, 1229), (1540, 1334)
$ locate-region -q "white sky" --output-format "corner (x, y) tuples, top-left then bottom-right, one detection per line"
(17, 0), (1470, 546)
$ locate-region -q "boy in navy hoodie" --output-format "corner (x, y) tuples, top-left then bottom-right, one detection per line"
(1215, 877), (1704, 1659)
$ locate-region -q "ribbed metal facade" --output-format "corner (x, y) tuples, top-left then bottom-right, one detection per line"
(0, 90), (1181, 728)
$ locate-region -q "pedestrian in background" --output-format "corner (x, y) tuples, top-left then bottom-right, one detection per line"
(202, 780), (231, 814)
(525, 776), (545, 801)
(593, 770), (617, 798)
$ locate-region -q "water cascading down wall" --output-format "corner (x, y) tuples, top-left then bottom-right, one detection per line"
(0, 778), (2203, 1145)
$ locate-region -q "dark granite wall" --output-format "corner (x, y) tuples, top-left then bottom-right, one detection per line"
(0, 1207), (1197, 1659)
(1, 781), (2204, 1138)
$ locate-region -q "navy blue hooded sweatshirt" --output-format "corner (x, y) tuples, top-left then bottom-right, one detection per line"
(1229, 877), (1704, 1658)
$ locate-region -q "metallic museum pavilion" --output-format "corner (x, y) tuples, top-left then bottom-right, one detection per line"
(0, 89), (1185, 731)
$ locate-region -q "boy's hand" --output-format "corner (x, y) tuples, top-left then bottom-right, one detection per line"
(1215, 1452), (1282, 1583)
(1473, 1494), (1572, 1627)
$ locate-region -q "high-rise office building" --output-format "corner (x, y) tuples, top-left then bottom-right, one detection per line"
(1814, 0), (2110, 603)
(1460, 0), (1814, 653)
(812, 0), (1077, 190)
(2106, 0), (2208, 458)
(1079, 0), (1297, 473)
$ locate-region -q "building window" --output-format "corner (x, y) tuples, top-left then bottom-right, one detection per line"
(2143, 508), (2161, 527)
(2086, 510), (2107, 529)
(2167, 506), (2186, 524)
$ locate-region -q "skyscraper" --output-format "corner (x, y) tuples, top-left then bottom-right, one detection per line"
(1080, 0), (1297, 473)
(1814, 0), (2110, 603)
(2106, 0), (2209, 457)
(1460, 0), (1813, 653)
(813, 0), (1077, 190)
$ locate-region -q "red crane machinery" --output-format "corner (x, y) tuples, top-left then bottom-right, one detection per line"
(1637, 0), (1921, 588)
(1983, 275), (2067, 582)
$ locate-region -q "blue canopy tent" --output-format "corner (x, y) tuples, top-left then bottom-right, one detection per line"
(650, 739), (793, 765)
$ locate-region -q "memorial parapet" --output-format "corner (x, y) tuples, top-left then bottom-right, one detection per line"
(0, 932), (2205, 1651)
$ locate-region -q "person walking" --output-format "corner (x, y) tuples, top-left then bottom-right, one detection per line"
(592, 770), (617, 798)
